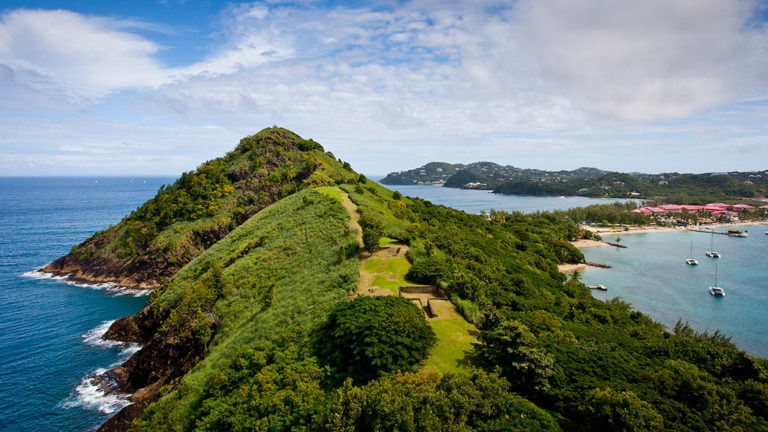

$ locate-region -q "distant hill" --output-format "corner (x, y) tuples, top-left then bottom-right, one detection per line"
(382, 162), (768, 203)
(380, 162), (606, 188)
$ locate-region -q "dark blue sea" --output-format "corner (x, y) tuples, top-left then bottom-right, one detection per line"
(0, 177), (173, 431)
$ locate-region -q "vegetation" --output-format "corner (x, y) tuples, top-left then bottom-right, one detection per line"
(315, 296), (436, 384)
(315, 370), (561, 432)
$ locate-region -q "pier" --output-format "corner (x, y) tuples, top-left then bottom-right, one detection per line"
(688, 228), (729, 236)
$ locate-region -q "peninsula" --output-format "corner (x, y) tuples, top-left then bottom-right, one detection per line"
(382, 162), (768, 204)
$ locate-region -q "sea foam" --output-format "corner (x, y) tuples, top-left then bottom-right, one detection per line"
(60, 369), (132, 415)
(82, 320), (141, 356)
(21, 269), (150, 297)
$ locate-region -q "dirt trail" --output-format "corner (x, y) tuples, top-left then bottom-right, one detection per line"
(339, 192), (363, 247)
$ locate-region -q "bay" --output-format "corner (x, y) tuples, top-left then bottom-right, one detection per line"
(581, 228), (768, 358)
(381, 183), (767, 359)
(384, 184), (635, 214)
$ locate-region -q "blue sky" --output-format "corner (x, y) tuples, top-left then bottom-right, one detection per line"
(2, 0), (768, 176)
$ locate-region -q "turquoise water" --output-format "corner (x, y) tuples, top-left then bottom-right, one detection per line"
(0, 177), (173, 431)
(384, 184), (636, 214)
(581, 227), (768, 358)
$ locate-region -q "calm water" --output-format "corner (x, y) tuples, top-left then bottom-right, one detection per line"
(0, 177), (172, 431)
(384, 184), (635, 214)
(582, 228), (768, 358)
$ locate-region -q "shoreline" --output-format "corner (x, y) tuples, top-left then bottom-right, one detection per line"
(582, 220), (768, 237)
(560, 220), (768, 275)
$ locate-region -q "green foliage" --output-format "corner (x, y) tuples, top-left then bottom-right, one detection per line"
(495, 171), (767, 203)
(576, 387), (664, 432)
(315, 296), (436, 384)
(451, 296), (483, 325)
(93, 130), (768, 431)
(315, 370), (561, 432)
(392, 190), (403, 200)
(192, 347), (326, 432)
(477, 319), (554, 393)
(131, 190), (358, 430)
(359, 213), (384, 253)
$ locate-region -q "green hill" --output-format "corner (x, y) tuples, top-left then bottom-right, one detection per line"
(381, 162), (605, 188)
(42, 127), (357, 289)
(52, 128), (768, 431)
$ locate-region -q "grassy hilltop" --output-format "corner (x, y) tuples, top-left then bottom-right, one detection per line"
(74, 128), (768, 432)
(43, 128), (357, 289)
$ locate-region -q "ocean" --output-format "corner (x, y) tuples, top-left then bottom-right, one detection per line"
(0, 177), (173, 431)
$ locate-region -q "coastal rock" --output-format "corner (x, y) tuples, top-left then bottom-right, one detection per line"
(98, 402), (149, 432)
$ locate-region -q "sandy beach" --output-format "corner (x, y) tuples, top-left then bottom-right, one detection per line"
(557, 263), (587, 274)
(581, 220), (768, 237)
(570, 239), (609, 248)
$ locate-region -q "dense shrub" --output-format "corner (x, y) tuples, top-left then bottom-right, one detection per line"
(315, 296), (436, 384)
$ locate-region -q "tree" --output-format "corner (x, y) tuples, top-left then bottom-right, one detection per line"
(315, 296), (436, 384)
(477, 319), (554, 393)
(359, 214), (384, 253)
(577, 387), (664, 432)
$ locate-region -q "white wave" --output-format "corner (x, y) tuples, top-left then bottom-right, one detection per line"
(60, 369), (132, 415)
(21, 269), (151, 297)
(82, 320), (142, 359)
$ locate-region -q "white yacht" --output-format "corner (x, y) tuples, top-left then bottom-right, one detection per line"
(709, 261), (725, 296)
(705, 230), (720, 258)
(685, 240), (698, 265)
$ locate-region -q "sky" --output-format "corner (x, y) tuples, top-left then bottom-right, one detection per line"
(1, 0), (768, 176)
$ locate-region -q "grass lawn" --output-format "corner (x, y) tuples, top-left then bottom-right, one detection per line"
(361, 251), (410, 295)
(423, 315), (478, 374)
(314, 186), (345, 202)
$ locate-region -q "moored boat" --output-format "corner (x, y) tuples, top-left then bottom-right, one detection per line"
(727, 229), (749, 237)
(709, 261), (725, 296)
(706, 230), (720, 258)
(685, 240), (698, 265)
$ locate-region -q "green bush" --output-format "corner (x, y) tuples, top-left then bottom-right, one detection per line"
(359, 213), (384, 253)
(315, 296), (436, 384)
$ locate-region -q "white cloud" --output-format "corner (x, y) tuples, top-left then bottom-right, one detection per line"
(0, 9), (169, 98)
(2, 1), (768, 175)
(515, 0), (768, 120)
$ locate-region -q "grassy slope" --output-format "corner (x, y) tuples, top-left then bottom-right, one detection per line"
(132, 189), (358, 430)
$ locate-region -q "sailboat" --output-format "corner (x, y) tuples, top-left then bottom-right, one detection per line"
(685, 240), (698, 265)
(705, 229), (721, 258)
(709, 261), (725, 296)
